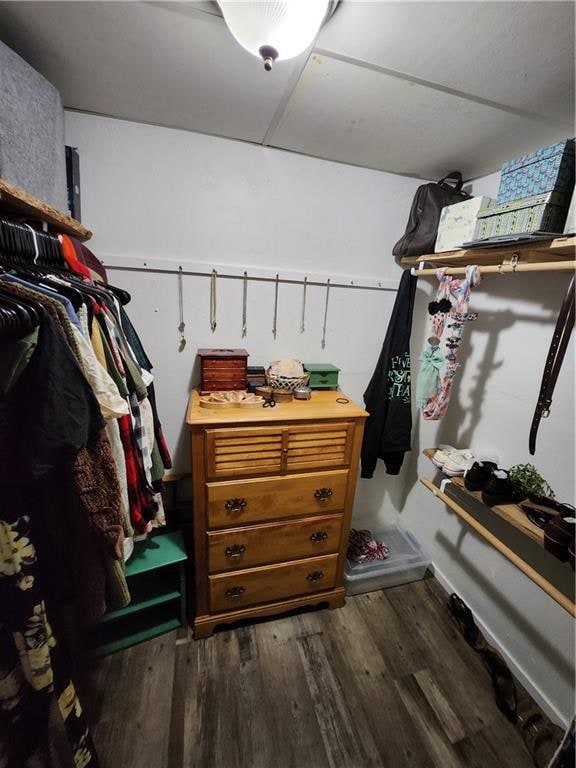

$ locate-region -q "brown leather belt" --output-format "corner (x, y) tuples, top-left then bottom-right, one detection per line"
(529, 275), (575, 455)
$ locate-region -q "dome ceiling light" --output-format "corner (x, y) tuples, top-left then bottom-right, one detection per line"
(217, 1), (338, 71)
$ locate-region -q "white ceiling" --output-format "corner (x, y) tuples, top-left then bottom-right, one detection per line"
(0, 1), (573, 179)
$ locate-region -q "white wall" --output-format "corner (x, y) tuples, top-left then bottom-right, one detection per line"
(65, 111), (420, 470)
(66, 113), (574, 724)
(390, 171), (574, 725)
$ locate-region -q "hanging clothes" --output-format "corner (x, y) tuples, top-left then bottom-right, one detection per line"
(0, 226), (172, 767)
(361, 269), (417, 477)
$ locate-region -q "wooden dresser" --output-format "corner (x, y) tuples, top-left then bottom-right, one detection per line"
(186, 389), (367, 639)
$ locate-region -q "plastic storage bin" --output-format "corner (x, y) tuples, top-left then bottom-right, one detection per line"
(344, 526), (429, 596)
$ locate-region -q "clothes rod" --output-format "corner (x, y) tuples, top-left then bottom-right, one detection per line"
(103, 264), (397, 292)
(414, 260), (576, 276)
(420, 476), (576, 617)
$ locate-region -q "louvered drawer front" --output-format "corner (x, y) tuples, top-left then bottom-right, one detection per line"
(286, 422), (354, 471)
(206, 427), (284, 479)
(206, 470), (348, 528)
(207, 513), (343, 572)
(209, 554), (338, 612)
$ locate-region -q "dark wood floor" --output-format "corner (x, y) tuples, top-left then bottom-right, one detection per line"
(81, 577), (538, 768)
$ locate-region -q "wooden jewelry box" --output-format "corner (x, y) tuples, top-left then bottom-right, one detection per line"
(198, 348), (248, 392)
(186, 389), (367, 638)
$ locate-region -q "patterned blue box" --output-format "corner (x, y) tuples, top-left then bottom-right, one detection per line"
(497, 139), (575, 204)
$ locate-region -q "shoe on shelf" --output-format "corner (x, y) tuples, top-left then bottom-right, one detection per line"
(442, 451), (476, 477)
(481, 469), (525, 507)
(431, 445), (458, 469)
(464, 461), (498, 492)
(528, 494), (576, 517)
(544, 515), (576, 563)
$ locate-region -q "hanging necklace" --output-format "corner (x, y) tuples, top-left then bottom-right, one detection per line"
(321, 278), (331, 349)
(300, 276), (307, 333)
(272, 273), (279, 339)
(210, 269), (217, 332)
(178, 266), (186, 351)
(242, 271), (248, 338)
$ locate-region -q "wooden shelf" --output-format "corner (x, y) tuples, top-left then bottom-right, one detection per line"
(420, 473), (575, 616)
(422, 449), (544, 546)
(97, 591), (181, 624)
(400, 235), (575, 268)
(125, 531), (187, 577)
(0, 177), (92, 241)
(90, 618), (181, 658)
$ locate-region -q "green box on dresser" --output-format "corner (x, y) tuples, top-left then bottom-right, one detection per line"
(304, 363), (340, 390)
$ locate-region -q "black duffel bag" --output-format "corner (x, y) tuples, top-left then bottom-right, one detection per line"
(393, 171), (471, 259)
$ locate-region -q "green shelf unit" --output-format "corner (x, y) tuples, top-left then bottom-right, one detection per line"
(91, 619), (181, 658)
(90, 531), (188, 657)
(97, 590), (181, 624)
(126, 530), (188, 577)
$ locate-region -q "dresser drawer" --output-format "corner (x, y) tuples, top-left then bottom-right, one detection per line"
(309, 372), (339, 388)
(207, 513), (343, 572)
(205, 422), (354, 479)
(209, 554), (338, 612)
(206, 426), (284, 478)
(206, 470), (348, 528)
(286, 423), (354, 472)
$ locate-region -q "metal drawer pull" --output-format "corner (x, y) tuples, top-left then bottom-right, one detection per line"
(314, 487), (333, 502)
(310, 531), (328, 543)
(225, 544), (246, 559)
(306, 571), (325, 582)
(225, 497), (247, 514)
(225, 586), (246, 598)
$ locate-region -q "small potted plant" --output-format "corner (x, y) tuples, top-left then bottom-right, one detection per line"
(509, 463), (555, 500)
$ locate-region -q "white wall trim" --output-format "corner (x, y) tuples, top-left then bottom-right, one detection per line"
(432, 564), (569, 728)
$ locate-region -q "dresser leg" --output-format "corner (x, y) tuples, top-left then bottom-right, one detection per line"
(193, 617), (216, 640)
(326, 592), (346, 610)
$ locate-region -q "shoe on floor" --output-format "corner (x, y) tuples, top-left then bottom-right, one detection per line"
(481, 469), (525, 507)
(464, 461), (498, 492)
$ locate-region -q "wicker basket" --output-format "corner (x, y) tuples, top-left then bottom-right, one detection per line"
(266, 369), (310, 392)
